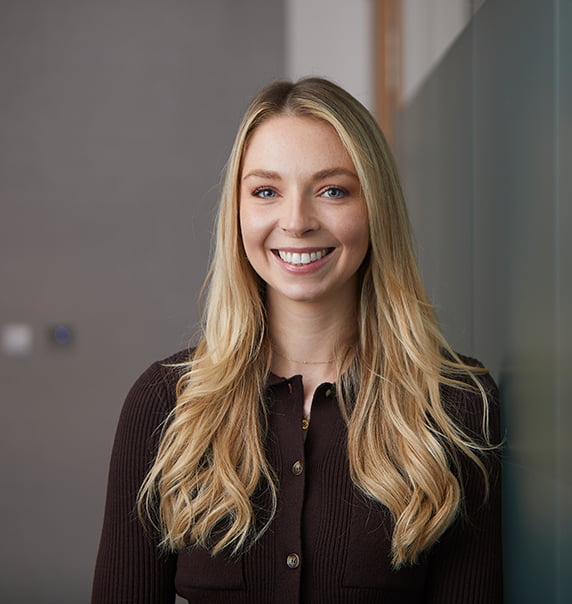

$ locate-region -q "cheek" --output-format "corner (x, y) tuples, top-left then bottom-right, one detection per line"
(239, 204), (267, 261)
(341, 208), (370, 258)
(351, 231), (370, 269)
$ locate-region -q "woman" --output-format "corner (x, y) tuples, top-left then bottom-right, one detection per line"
(92, 78), (502, 603)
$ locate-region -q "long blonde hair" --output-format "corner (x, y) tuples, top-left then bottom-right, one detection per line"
(138, 77), (495, 567)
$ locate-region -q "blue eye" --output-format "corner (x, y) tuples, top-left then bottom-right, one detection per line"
(322, 186), (347, 199)
(254, 187), (277, 199)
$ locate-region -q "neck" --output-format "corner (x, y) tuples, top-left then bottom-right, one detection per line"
(267, 292), (358, 378)
(267, 291), (358, 419)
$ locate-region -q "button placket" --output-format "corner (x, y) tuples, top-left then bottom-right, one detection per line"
(270, 376), (306, 599)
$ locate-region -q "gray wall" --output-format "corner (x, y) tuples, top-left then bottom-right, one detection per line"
(0, 1), (284, 602)
(394, 0), (571, 602)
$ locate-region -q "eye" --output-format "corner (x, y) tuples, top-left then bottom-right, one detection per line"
(321, 186), (347, 199)
(253, 187), (277, 199)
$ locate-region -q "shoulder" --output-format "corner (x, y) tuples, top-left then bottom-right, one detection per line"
(442, 353), (498, 393)
(114, 349), (193, 448)
(125, 349), (191, 402)
(440, 353), (501, 443)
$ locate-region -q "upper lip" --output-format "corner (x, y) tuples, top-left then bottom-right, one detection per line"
(272, 246), (334, 253)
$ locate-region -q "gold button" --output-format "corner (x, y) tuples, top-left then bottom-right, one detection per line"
(301, 418), (309, 430)
(286, 553), (300, 569)
(291, 460), (303, 475)
(325, 388), (333, 398)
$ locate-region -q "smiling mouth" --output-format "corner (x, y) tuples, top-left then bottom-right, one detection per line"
(274, 248), (334, 266)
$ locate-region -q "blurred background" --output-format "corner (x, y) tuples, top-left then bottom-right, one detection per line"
(0, 0), (569, 602)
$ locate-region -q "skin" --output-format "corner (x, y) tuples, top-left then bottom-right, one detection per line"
(239, 115), (369, 416)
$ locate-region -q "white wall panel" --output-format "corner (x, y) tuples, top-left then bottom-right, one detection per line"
(285, 0), (373, 110)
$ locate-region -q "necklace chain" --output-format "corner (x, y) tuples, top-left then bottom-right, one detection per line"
(273, 349), (334, 365)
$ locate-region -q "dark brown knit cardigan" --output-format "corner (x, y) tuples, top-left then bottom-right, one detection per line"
(92, 350), (502, 604)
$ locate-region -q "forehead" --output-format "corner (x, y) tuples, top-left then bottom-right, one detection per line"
(241, 115), (355, 173)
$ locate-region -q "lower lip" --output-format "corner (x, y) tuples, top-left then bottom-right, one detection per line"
(272, 250), (334, 274)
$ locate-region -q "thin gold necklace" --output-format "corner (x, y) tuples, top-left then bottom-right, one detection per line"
(273, 349), (334, 365)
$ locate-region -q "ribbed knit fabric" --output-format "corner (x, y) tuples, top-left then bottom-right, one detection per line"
(92, 350), (502, 603)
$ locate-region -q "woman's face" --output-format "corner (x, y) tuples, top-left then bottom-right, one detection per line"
(239, 115), (369, 308)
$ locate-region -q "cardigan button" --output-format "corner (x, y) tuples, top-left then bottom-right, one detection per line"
(291, 460), (303, 475)
(286, 553), (300, 569)
(325, 387), (333, 398)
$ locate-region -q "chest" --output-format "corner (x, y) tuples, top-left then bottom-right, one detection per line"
(174, 376), (429, 603)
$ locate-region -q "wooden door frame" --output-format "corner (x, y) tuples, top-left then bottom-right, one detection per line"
(374, 0), (403, 143)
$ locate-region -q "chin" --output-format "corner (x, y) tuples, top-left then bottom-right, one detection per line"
(275, 288), (329, 304)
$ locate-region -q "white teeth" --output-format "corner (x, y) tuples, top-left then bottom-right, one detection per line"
(277, 249), (329, 265)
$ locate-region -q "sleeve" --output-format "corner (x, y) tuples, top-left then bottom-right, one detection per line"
(91, 361), (178, 604)
(424, 367), (503, 604)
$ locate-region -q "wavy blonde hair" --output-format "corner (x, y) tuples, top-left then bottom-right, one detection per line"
(138, 77), (495, 567)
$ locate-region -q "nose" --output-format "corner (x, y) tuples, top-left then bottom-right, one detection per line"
(280, 194), (319, 236)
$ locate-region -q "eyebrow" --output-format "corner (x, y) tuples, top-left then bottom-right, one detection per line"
(242, 170), (281, 181)
(242, 167), (359, 181)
